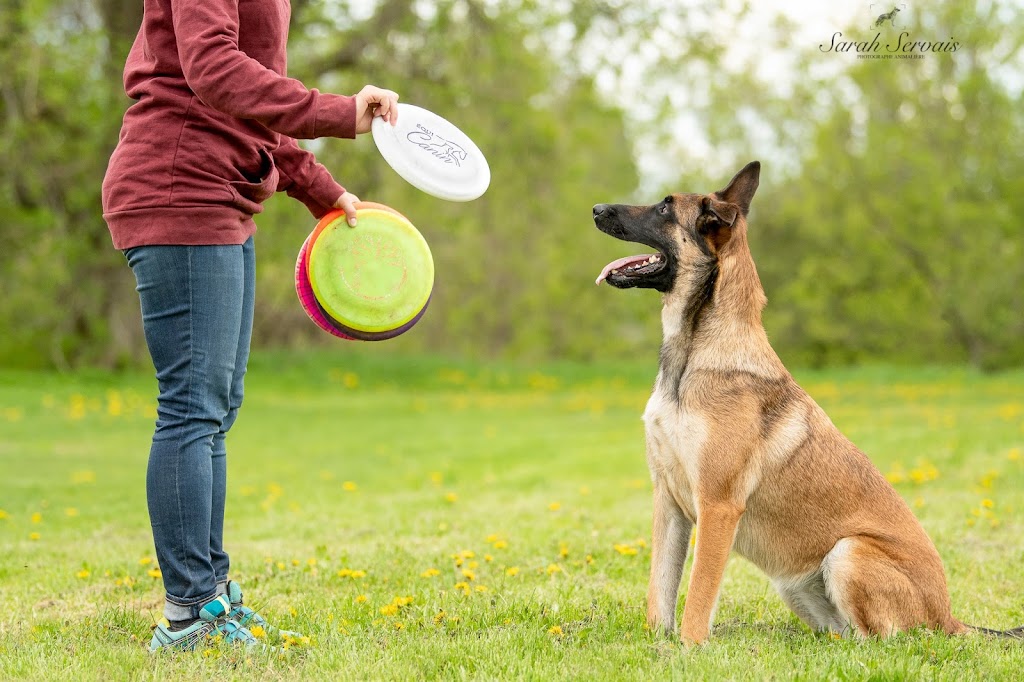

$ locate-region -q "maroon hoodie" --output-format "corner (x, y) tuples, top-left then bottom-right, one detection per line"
(102, 0), (357, 249)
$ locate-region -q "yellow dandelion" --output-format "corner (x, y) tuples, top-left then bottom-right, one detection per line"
(64, 508), (79, 518)
(548, 502), (561, 512)
(493, 540), (508, 550)
(307, 558), (317, 567)
(30, 512), (42, 524)
(462, 569), (476, 581)
(148, 568), (162, 578)
(967, 518), (977, 527)
(291, 559), (300, 567)
(585, 554), (594, 564)
(990, 519), (1001, 528)
(613, 543), (638, 556)
(885, 471), (905, 485)
(579, 486), (591, 496)
(1009, 449), (1021, 462)
(506, 567), (520, 577)
(351, 570), (366, 578)
(249, 625), (266, 639)
(430, 472), (443, 485)
(546, 564), (563, 575)
(355, 595), (368, 604)
(914, 498), (925, 509)
(486, 534), (499, 543)
(454, 582), (471, 594)
(71, 470), (96, 484)
(342, 481), (357, 492)
(421, 568), (441, 578)
(548, 625), (563, 636)
(0, 510), (8, 520)
(380, 604), (398, 616)
(468, 560), (479, 569)
(559, 543), (569, 558)
(394, 622), (404, 630)
(434, 611), (446, 625)
(445, 492), (458, 503)
(460, 550), (476, 559)
(76, 569), (90, 579)
(139, 557), (153, 566)
(276, 562), (286, 571)
(484, 554), (493, 562)
(29, 532), (40, 541)
(981, 499), (994, 509)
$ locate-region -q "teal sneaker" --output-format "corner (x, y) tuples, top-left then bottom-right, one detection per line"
(226, 581), (308, 646)
(149, 594), (261, 653)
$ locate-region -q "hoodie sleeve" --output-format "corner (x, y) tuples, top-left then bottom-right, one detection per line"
(170, 0), (356, 140)
(272, 137), (347, 218)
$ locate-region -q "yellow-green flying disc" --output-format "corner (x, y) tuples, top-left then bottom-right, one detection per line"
(307, 208), (434, 340)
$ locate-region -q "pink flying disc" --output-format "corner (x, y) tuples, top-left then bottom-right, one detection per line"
(295, 232), (356, 340)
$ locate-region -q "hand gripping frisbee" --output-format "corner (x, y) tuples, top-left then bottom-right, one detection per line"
(304, 205), (433, 341)
(371, 103), (490, 202)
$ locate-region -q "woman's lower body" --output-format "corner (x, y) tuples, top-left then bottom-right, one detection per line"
(125, 236), (255, 622)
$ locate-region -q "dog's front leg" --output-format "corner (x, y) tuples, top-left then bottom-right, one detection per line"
(680, 502), (743, 645)
(646, 479), (692, 634)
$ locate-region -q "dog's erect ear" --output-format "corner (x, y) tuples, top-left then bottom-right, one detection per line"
(698, 197), (737, 252)
(714, 161), (760, 215)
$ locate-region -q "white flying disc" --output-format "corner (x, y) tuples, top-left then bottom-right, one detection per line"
(372, 103), (490, 202)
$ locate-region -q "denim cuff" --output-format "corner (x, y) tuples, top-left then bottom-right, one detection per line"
(163, 587), (220, 621)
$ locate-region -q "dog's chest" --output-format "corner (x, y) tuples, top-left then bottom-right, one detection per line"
(642, 387), (705, 520)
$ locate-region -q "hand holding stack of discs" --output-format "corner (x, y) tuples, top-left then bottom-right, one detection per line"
(295, 104), (489, 340)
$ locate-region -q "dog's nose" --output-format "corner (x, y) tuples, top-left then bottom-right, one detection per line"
(593, 204), (609, 218)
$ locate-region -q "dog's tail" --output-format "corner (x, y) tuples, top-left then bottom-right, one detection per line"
(961, 621), (1024, 639)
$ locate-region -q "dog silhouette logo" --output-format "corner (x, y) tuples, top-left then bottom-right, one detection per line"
(407, 125), (469, 167)
(871, 3), (905, 29)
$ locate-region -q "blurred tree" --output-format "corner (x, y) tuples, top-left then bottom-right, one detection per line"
(753, 0), (1024, 368)
(0, 0), (143, 368)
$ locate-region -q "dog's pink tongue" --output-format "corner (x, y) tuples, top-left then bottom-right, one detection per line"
(596, 254), (656, 285)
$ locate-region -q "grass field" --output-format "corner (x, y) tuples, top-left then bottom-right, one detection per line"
(1, 351), (1023, 680)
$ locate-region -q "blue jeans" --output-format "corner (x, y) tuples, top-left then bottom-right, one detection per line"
(125, 237), (255, 620)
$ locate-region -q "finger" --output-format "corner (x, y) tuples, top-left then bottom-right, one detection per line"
(343, 195), (359, 226)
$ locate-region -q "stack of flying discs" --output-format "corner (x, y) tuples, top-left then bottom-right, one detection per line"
(295, 103), (489, 339)
(295, 202), (433, 341)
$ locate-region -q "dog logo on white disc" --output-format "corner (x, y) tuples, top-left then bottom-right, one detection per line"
(407, 124), (468, 167)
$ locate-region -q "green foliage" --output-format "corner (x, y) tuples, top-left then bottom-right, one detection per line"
(751, 0), (1024, 369)
(0, 0), (1021, 369)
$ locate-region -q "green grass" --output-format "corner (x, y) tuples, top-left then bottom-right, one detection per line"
(1, 351), (1023, 680)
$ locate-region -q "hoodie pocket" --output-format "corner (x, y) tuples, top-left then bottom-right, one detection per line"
(227, 149), (279, 215)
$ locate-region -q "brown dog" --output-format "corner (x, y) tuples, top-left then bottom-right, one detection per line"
(593, 162), (1022, 644)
